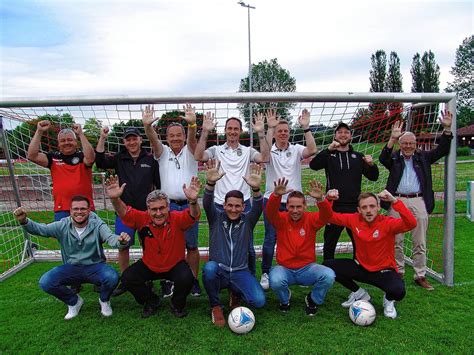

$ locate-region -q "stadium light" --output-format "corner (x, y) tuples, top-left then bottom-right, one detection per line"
(237, 1), (256, 145)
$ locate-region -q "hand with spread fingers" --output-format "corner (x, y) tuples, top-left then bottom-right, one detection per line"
(182, 104), (197, 125)
(243, 163), (263, 190)
(439, 109), (452, 132)
(202, 112), (217, 132)
(390, 121), (404, 141)
(266, 109), (278, 128)
(204, 159), (226, 184)
(273, 177), (293, 196)
(307, 179), (324, 201)
(142, 105), (159, 127)
(252, 112), (265, 134)
(298, 108), (311, 129)
(105, 175), (126, 199)
(183, 176), (202, 201)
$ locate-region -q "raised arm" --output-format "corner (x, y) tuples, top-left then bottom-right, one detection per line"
(379, 120), (404, 169)
(426, 110), (453, 163)
(27, 120), (50, 167)
(362, 155), (379, 181)
(252, 112), (270, 163)
(378, 190), (417, 233)
(267, 177), (293, 228)
(105, 175), (128, 218)
(203, 159), (226, 221)
(73, 124), (95, 166)
(142, 105), (163, 159)
(182, 104), (198, 154)
(299, 109), (317, 158)
(242, 163), (264, 226)
(182, 176), (202, 220)
(194, 111), (216, 162)
(95, 127), (117, 170)
(13, 206), (58, 238)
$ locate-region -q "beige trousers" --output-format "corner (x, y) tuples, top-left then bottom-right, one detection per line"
(388, 197), (428, 279)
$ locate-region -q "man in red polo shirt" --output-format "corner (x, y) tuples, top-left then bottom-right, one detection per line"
(323, 190), (417, 319)
(105, 175), (201, 318)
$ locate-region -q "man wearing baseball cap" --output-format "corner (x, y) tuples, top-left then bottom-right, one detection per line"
(309, 122), (379, 261)
(95, 125), (161, 296)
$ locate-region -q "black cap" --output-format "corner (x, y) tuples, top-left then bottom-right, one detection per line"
(123, 127), (141, 138)
(335, 122), (351, 133)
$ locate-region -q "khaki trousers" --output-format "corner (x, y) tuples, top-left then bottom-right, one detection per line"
(388, 197), (428, 279)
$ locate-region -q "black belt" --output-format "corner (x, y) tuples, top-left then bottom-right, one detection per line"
(169, 199), (188, 206)
(395, 193), (423, 198)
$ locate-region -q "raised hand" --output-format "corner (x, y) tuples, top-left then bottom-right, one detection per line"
(183, 176), (202, 201)
(105, 175), (126, 199)
(273, 177), (293, 196)
(439, 109), (452, 131)
(243, 163), (263, 190)
(182, 104), (197, 124)
(307, 179), (324, 200)
(266, 109), (278, 128)
(298, 108), (311, 129)
(142, 105), (158, 127)
(13, 206), (27, 224)
(202, 112), (217, 132)
(328, 140), (341, 152)
(100, 126), (110, 139)
(390, 121), (404, 141)
(72, 123), (83, 136)
(118, 232), (131, 245)
(363, 155), (374, 166)
(252, 112), (265, 134)
(37, 120), (51, 132)
(204, 159), (225, 184)
(378, 189), (396, 203)
(326, 189), (339, 201)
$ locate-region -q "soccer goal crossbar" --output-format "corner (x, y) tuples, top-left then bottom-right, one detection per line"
(0, 92), (457, 286)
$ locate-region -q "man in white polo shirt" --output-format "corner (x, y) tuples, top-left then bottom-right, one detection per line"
(259, 108), (318, 290)
(194, 112), (270, 275)
(142, 104), (202, 297)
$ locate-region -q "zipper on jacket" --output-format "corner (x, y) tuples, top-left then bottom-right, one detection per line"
(229, 224), (233, 273)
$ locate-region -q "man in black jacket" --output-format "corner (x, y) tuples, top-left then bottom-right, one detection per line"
(379, 110), (453, 290)
(95, 126), (160, 296)
(310, 122), (379, 261)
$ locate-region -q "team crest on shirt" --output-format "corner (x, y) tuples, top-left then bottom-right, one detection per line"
(286, 151), (292, 157)
(299, 228), (306, 237)
(372, 230), (380, 238)
(351, 154), (356, 159)
(71, 157), (80, 165)
(237, 148), (242, 156)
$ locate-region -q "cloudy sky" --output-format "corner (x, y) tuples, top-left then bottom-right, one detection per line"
(0, 0), (472, 99)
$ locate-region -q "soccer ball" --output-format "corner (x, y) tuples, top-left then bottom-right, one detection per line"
(228, 306), (255, 334)
(349, 300), (376, 326)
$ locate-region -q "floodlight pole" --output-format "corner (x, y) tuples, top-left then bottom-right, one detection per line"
(238, 1), (255, 147)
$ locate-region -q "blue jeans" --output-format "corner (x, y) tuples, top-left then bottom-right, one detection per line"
(169, 201), (199, 249)
(262, 198), (287, 274)
(214, 200), (256, 275)
(202, 261), (265, 308)
(39, 263), (119, 305)
(54, 211), (70, 221)
(269, 263), (335, 305)
(115, 215), (136, 247)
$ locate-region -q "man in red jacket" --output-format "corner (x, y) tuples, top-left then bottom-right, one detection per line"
(323, 190), (416, 319)
(266, 177), (335, 316)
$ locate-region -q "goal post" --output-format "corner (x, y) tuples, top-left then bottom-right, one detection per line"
(0, 92), (457, 285)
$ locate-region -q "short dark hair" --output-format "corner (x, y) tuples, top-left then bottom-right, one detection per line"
(287, 191), (306, 203)
(276, 120), (290, 127)
(358, 192), (379, 206)
(225, 117), (242, 130)
(166, 122), (186, 135)
(224, 190), (244, 203)
(71, 195), (90, 207)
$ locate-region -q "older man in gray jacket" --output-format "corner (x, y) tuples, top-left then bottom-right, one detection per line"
(13, 195), (130, 320)
(201, 160), (265, 328)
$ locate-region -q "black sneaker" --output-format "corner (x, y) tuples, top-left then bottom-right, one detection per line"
(190, 279), (202, 297)
(161, 280), (174, 298)
(70, 284), (82, 294)
(112, 283), (127, 297)
(170, 305), (188, 318)
(142, 298), (160, 318)
(305, 293), (318, 316)
(279, 289), (291, 312)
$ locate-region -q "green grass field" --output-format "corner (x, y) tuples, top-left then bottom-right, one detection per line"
(0, 217), (473, 353)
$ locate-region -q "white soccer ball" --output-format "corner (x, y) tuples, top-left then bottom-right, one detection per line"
(228, 306), (255, 334)
(349, 300), (376, 326)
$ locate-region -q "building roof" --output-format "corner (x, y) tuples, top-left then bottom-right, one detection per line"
(457, 124), (474, 136)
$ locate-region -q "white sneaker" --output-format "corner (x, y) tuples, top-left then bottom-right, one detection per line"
(99, 298), (113, 317)
(260, 273), (270, 290)
(341, 288), (371, 308)
(383, 294), (397, 319)
(64, 295), (84, 320)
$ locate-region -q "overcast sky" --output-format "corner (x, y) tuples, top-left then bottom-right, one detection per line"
(0, 0), (472, 99)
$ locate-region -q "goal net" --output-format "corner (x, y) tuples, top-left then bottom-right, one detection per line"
(0, 93), (456, 285)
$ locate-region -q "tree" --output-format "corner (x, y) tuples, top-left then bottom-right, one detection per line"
(83, 117), (103, 147)
(411, 53), (423, 93)
(238, 58), (296, 127)
(411, 50), (440, 93)
(386, 51), (403, 92)
(446, 35), (474, 127)
(369, 50), (387, 93)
